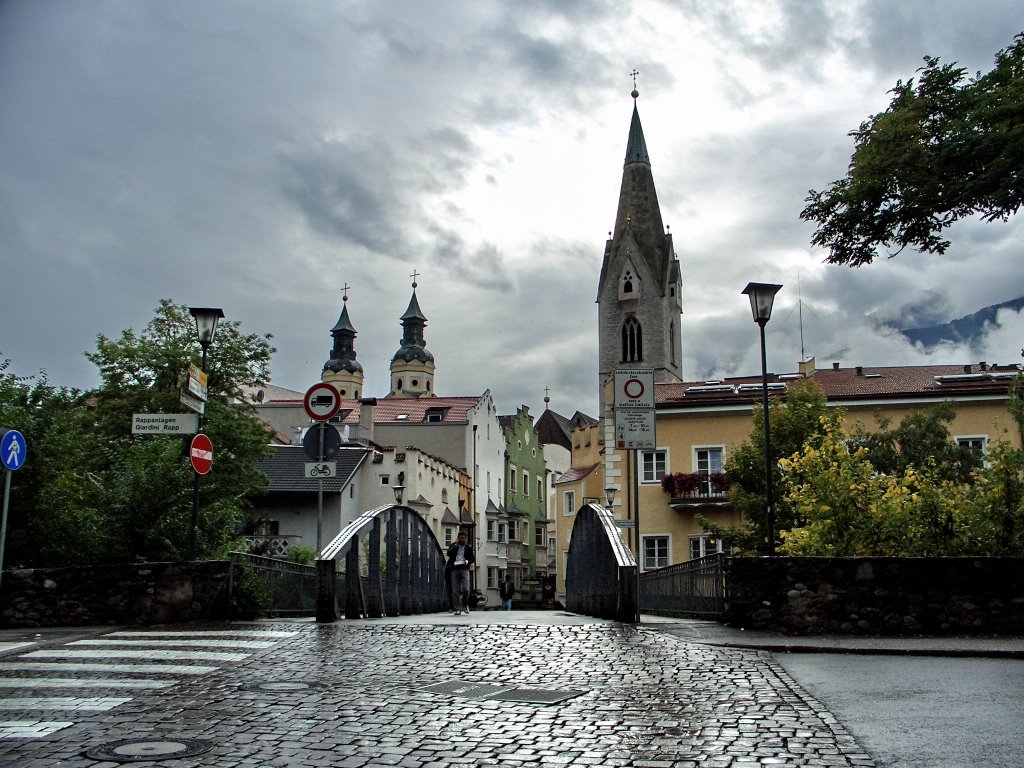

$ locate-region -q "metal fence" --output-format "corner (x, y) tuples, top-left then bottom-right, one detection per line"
(228, 552), (339, 619)
(639, 553), (725, 618)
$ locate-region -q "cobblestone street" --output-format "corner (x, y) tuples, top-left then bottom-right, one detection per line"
(0, 615), (875, 767)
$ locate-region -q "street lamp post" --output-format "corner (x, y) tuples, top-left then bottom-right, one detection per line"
(187, 307), (224, 560)
(741, 283), (782, 557)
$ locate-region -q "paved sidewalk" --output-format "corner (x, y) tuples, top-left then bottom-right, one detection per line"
(0, 612), (1018, 767)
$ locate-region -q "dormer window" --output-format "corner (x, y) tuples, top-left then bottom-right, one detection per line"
(424, 406), (449, 423)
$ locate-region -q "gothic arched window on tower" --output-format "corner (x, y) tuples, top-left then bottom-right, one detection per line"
(621, 317), (643, 362)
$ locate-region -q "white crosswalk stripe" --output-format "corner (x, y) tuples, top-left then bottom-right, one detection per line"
(27, 649), (251, 661)
(0, 678), (176, 689)
(69, 638), (277, 649)
(0, 662), (217, 675)
(0, 627), (299, 739)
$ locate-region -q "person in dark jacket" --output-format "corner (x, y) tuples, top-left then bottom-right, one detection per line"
(445, 530), (475, 615)
(499, 573), (515, 610)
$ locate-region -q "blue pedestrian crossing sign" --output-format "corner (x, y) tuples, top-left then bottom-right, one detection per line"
(1, 429), (26, 471)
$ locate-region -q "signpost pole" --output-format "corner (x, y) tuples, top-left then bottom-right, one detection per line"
(633, 450), (641, 625)
(316, 422), (325, 554)
(0, 470), (11, 590)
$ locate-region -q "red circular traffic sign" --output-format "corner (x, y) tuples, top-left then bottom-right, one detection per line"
(623, 378), (646, 399)
(303, 382), (341, 422)
(190, 434), (213, 475)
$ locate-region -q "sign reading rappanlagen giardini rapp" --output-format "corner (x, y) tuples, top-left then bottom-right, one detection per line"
(132, 413), (200, 435)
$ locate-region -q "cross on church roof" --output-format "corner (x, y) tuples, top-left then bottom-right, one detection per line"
(410, 269), (419, 289)
(341, 282), (351, 302)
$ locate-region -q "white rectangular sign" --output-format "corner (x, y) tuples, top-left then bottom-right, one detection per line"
(180, 389), (206, 415)
(304, 462), (336, 478)
(132, 413), (199, 435)
(614, 409), (656, 450)
(614, 369), (656, 410)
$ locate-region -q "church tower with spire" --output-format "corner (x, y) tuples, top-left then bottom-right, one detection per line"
(388, 275), (436, 398)
(321, 287), (364, 399)
(596, 86), (682, 409)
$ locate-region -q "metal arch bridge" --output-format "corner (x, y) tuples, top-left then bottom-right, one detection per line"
(316, 503), (448, 621)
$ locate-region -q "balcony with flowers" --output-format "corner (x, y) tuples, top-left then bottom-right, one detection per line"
(661, 471), (731, 510)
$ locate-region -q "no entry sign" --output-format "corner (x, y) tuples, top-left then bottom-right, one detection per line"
(190, 433), (213, 475)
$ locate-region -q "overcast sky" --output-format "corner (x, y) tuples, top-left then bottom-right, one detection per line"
(2, 1), (1022, 419)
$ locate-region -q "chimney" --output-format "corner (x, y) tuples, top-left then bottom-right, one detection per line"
(980, 361), (988, 371)
(855, 366), (863, 376)
(798, 356), (816, 377)
(963, 364), (972, 374)
(832, 361), (840, 371)
(359, 397), (376, 443)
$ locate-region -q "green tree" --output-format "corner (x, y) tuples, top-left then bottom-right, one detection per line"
(85, 300), (276, 561)
(801, 33), (1024, 266)
(779, 420), (1024, 557)
(0, 360), (113, 566)
(698, 380), (842, 554)
(0, 301), (276, 567)
(848, 402), (982, 485)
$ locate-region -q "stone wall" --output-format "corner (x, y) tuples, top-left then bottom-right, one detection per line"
(724, 557), (1024, 635)
(0, 561), (231, 628)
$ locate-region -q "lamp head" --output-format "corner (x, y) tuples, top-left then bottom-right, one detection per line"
(188, 307), (225, 347)
(604, 486), (617, 507)
(741, 283), (782, 325)
(392, 484), (405, 505)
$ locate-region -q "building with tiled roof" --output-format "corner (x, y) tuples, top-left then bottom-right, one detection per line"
(602, 356), (1022, 572)
(249, 281), (511, 602)
(249, 445), (368, 554)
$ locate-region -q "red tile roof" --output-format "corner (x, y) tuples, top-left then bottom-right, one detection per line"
(657, 363), (1020, 408)
(319, 396), (484, 425)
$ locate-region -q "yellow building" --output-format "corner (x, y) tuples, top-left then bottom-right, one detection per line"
(591, 357), (1021, 572)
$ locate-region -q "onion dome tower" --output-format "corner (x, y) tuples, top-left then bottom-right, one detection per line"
(388, 273), (436, 398)
(322, 286), (364, 399)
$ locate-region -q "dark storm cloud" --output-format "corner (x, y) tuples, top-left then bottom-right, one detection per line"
(2, 0), (1021, 423)
(855, 0), (1023, 75)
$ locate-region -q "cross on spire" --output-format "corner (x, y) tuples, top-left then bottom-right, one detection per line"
(341, 282), (351, 302)
(410, 269), (419, 289)
(630, 69), (639, 88)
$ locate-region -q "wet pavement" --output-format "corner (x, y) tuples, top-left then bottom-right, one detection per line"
(0, 611), (1018, 767)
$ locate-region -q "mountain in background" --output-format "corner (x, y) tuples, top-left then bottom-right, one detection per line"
(900, 296), (1024, 348)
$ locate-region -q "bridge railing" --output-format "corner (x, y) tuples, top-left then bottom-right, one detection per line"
(639, 553), (725, 618)
(317, 504), (448, 621)
(228, 552), (337, 619)
(564, 502), (638, 623)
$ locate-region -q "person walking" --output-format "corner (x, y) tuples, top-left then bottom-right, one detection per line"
(499, 573), (515, 611)
(445, 530), (475, 615)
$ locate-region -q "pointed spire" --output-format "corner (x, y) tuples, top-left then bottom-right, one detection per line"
(609, 87), (666, 284)
(323, 285), (362, 376)
(624, 100), (650, 165)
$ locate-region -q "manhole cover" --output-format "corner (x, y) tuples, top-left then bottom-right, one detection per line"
(486, 687), (585, 704)
(85, 738), (213, 762)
